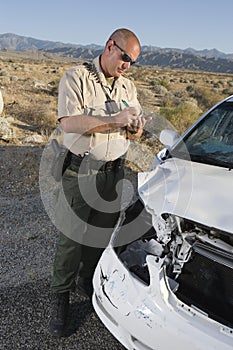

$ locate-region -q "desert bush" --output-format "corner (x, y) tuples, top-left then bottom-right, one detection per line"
(23, 104), (57, 131)
(159, 102), (202, 134)
(185, 85), (223, 110)
(129, 67), (148, 81)
(4, 101), (57, 133)
(160, 89), (191, 108)
(137, 88), (154, 100)
(151, 84), (168, 96)
(150, 77), (170, 90)
(222, 88), (233, 96)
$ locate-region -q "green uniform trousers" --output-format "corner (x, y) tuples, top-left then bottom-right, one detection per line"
(51, 162), (124, 293)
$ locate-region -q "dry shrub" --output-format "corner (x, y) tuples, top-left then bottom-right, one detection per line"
(186, 85), (223, 110)
(160, 102), (202, 134)
(23, 104), (57, 131)
(4, 100), (57, 133)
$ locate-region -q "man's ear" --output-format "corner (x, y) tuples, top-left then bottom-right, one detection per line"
(106, 39), (114, 53)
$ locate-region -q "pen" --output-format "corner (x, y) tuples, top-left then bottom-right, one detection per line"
(122, 99), (129, 107)
(122, 99), (138, 134)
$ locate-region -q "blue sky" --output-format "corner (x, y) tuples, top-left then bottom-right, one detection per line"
(1, 0), (233, 53)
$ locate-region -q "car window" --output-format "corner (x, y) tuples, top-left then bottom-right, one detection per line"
(173, 100), (233, 169)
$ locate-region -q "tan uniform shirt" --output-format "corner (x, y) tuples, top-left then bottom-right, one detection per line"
(58, 56), (141, 161)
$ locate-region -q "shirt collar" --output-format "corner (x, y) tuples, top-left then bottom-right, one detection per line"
(93, 56), (123, 88)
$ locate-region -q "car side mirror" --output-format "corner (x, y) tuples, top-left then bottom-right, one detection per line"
(159, 129), (179, 147)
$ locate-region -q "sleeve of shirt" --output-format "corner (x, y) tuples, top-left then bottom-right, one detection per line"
(57, 67), (84, 119)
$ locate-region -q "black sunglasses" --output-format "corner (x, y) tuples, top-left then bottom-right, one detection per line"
(112, 40), (136, 65)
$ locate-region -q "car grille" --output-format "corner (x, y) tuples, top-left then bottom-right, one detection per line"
(175, 242), (233, 328)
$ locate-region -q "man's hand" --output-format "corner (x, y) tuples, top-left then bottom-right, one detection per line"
(114, 107), (139, 126)
(126, 114), (152, 138)
(60, 109), (152, 135)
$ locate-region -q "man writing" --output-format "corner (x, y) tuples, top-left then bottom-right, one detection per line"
(49, 28), (151, 337)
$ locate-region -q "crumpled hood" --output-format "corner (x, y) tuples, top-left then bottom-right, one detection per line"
(138, 158), (233, 234)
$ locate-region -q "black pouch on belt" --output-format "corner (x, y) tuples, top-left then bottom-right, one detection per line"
(50, 139), (71, 181)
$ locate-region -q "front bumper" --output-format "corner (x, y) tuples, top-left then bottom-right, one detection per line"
(92, 247), (233, 350)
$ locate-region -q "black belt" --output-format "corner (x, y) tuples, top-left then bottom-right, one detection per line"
(69, 152), (125, 173)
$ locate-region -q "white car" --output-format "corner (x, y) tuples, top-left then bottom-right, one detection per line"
(92, 95), (233, 350)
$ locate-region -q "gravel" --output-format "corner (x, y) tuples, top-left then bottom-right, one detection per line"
(0, 145), (126, 350)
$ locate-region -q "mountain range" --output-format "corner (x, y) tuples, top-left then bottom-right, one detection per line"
(1, 33), (233, 74)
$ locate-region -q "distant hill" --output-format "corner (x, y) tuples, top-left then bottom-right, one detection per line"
(1, 33), (233, 74)
(140, 45), (233, 60)
(138, 50), (233, 74)
(0, 33), (68, 51)
(0, 33), (102, 51)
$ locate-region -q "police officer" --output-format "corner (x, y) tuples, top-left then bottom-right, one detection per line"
(49, 28), (151, 337)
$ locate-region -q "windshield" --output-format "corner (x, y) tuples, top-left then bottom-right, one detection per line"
(173, 100), (233, 169)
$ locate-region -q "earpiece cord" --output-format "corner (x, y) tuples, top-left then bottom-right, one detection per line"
(83, 62), (112, 101)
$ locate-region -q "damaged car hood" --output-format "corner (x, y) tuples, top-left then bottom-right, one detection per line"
(138, 158), (233, 234)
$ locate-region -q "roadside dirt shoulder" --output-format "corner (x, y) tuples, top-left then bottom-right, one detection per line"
(0, 145), (126, 350)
